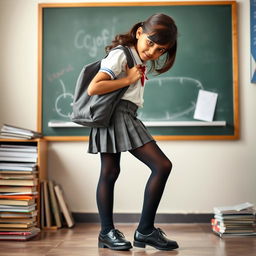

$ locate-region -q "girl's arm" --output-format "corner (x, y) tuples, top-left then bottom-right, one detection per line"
(87, 65), (142, 96)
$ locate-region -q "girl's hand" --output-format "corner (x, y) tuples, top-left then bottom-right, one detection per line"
(126, 65), (143, 84)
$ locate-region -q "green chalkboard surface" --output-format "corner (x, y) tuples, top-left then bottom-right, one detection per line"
(38, 2), (239, 140)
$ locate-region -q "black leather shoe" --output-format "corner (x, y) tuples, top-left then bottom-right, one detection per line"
(133, 228), (179, 251)
(98, 229), (132, 251)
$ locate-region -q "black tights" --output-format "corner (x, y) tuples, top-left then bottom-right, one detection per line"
(96, 141), (172, 235)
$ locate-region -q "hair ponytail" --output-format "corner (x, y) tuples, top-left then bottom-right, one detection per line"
(105, 22), (141, 52)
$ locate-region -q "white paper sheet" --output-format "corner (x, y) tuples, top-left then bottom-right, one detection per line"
(193, 90), (218, 122)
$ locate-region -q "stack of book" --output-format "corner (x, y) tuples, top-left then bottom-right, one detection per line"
(0, 144), (40, 240)
(0, 144), (38, 163)
(211, 202), (256, 237)
(40, 179), (74, 229)
(0, 124), (42, 140)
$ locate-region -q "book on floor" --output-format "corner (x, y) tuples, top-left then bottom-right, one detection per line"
(211, 202), (256, 237)
(54, 184), (74, 228)
(0, 173), (37, 179)
(0, 210), (38, 218)
(0, 179), (38, 186)
(39, 179), (74, 229)
(0, 204), (36, 212)
(0, 198), (36, 206)
(43, 180), (52, 228)
(0, 162), (37, 172)
(48, 180), (62, 228)
(213, 202), (254, 215)
(0, 227), (40, 241)
(0, 186), (37, 193)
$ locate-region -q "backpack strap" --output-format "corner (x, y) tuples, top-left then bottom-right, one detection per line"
(112, 45), (134, 69)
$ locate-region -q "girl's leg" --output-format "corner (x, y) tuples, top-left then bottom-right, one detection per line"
(129, 141), (172, 234)
(97, 153), (121, 234)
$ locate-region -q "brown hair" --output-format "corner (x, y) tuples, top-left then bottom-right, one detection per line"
(105, 13), (178, 74)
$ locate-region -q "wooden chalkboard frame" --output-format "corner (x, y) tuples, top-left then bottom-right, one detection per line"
(38, 1), (239, 141)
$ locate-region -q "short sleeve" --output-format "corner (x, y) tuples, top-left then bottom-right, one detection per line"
(100, 49), (127, 80)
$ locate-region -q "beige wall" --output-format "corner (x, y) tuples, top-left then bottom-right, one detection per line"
(0, 0), (255, 214)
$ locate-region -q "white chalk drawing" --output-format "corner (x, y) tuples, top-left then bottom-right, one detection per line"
(53, 76), (204, 122)
(138, 76), (204, 121)
(161, 102), (197, 121)
(55, 79), (74, 118)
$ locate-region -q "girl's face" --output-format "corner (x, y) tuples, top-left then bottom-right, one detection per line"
(136, 27), (169, 62)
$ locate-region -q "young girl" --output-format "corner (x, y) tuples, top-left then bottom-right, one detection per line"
(87, 13), (178, 251)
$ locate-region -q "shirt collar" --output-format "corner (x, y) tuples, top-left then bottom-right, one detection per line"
(129, 46), (144, 65)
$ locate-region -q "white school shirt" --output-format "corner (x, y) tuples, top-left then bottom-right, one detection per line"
(100, 46), (146, 108)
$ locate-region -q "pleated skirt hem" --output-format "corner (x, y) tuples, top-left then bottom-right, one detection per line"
(88, 100), (154, 154)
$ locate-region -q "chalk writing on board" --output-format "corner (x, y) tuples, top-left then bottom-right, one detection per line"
(53, 76), (204, 122)
(55, 79), (74, 118)
(47, 64), (74, 82)
(138, 77), (204, 121)
(74, 18), (117, 58)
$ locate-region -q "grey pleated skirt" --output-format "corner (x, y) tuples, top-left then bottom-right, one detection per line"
(88, 100), (154, 154)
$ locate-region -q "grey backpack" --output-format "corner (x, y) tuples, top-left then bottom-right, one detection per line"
(71, 46), (134, 127)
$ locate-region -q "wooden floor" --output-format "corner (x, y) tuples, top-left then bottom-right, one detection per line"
(0, 223), (255, 256)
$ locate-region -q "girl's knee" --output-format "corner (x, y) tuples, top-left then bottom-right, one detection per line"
(100, 167), (120, 183)
(163, 158), (172, 170)
(158, 159), (172, 177)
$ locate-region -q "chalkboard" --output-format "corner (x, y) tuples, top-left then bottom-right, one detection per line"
(38, 2), (239, 141)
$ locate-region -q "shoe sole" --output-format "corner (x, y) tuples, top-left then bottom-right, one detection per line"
(133, 240), (179, 251)
(98, 241), (132, 251)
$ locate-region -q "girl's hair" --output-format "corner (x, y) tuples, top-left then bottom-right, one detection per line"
(105, 13), (178, 74)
